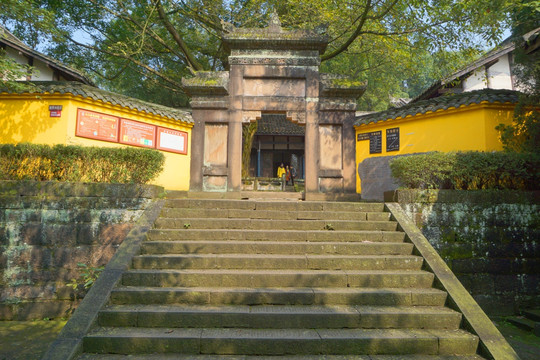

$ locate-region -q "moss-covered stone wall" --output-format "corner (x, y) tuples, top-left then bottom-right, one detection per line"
(387, 189), (540, 315)
(0, 181), (163, 320)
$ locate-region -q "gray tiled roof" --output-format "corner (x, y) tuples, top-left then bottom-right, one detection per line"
(256, 114), (305, 136)
(0, 26), (93, 85)
(0, 81), (193, 124)
(355, 89), (520, 126)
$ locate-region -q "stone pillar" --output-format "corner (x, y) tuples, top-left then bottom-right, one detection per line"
(189, 111), (205, 191)
(304, 68), (320, 195)
(342, 114), (357, 193)
(228, 65), (243, 192)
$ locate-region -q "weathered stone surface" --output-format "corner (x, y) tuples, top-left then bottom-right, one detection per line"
(0, 181), (160, 320)
(391, 189), (539, 316)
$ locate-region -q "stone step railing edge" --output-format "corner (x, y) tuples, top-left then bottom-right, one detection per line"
(385, 202), (520, 360)
(40, 199), (166, 360)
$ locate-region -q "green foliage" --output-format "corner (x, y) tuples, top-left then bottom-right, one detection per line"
(2, 0), (514, 110)
(68, 263), (104, 290)
(0, 143), (165, 184)
(390, 152), (539, 190)
(496, 1), (540, 154)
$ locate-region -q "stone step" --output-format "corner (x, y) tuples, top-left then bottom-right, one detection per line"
(146, 229), (406, 243)
(154, 218), (398, 231)
(132, 254), (424, 271)
(506, 316), (537, 332)
(98, 304), (462, 330)
(121, 269), (435, 288)
(78, 354), (486, 360)
(83, 327), (478, 355)
(164, 199), (385, 212)
(523, 309), (540, 322)
(160, 208), (391, 221)
(110, 286), (448, 306)
(140, 241), (414, 256)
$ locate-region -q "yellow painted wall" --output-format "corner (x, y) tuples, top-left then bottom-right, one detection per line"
(354, 103), (515, 193)
(0, 94), (192, 190)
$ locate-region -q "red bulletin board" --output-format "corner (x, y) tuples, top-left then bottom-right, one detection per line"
(157, 127), (188, 154)
(119, 119), (156, 148)
(76, 109), (119, 142)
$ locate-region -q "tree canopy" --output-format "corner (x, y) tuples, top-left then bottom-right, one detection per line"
(1, 0), (518, 110)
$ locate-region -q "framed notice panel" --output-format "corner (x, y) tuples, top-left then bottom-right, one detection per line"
(76, 109), (119, 142)
(386, 127), (400, 152)
(157, 127), (188, 154)
(119, 119), (156, 148)
(369, 131), (382, 154)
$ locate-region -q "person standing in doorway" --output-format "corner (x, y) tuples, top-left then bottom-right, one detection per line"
(285, 165), (291, 185)
(289, 165), (296, 187)
(277, 163), (286, 180)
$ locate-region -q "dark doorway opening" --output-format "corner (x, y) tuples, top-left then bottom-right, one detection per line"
(245, 114), (305, 179)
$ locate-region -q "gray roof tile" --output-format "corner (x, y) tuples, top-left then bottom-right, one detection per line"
(0, 81), (193, 124)
(354, 89), (520, 126)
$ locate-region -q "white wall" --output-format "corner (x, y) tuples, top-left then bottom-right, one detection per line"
(463, 53), (513, 92)
(463, 68), (488, 91)
(4, 46), (55, 81)
(32, 58), (54, 81)
(5, 47), (29, 80)
(486, 54), (513, 89)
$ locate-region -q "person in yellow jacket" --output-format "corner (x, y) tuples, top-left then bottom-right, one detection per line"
(277, 163), (286, 179)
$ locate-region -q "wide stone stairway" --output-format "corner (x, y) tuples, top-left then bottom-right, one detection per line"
(75, 199), (489, 359)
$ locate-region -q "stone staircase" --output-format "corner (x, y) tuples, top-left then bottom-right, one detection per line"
(76, 199), (485, 358)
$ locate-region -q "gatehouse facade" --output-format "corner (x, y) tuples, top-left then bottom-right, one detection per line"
(182, 15), (365, 198)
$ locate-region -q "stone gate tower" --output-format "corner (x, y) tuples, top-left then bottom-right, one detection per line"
(183, 14), (365, 198)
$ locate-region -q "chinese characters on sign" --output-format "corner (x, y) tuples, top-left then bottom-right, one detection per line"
(386, 128), (400, 152)
(49, 105), (63, 117)
(357, 131), (382, 154)
(119, 119), (156, 148)
(76, 109), (119, 142)
(75, 108), (188, 154)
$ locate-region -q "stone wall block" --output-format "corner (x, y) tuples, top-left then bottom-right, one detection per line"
(520, 274), (540, 294)
(30, 268), (79, 283)
(44, 224), (77, 247)
(52, 247), (93, 269)
(20, 223), (44, 245)
(75, 224), (98, 245)
(10, 247), (52, 269)
(0, 304), (14, 320)
(14, 300), (76, 320)
(0, 227), (8, 245)
(493, 275), (519, 293)
(97, 223), (132, 246)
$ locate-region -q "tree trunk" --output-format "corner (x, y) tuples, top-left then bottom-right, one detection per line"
(242, 122), (258, 178)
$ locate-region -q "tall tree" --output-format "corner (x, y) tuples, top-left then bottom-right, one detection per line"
(2, 0), (514, 109)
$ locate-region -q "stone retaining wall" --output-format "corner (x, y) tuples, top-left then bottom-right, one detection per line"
(0, 181), (163, 320)
(386, 189), (540, 315)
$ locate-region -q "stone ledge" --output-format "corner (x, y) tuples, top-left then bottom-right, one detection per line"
(0, 181), (164, 199)
(384, 189), (540, 205)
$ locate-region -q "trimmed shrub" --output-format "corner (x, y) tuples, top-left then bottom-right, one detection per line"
(390, 151), (539, 190)
(0, 143), (165, 184)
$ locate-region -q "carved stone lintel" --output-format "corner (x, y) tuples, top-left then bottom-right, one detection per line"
(286, 111), (306, 124)
(242, 111), (262, 123)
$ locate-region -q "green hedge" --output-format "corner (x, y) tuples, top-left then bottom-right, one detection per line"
(390, 151), (539, 190)
(0, 143), (165, 184)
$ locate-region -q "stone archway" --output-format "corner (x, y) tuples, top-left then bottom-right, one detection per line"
(183, 14), (365, 197)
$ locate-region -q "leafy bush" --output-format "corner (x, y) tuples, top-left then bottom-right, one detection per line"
(390, 151), (539, 190)
(0, 143), (165, 184)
